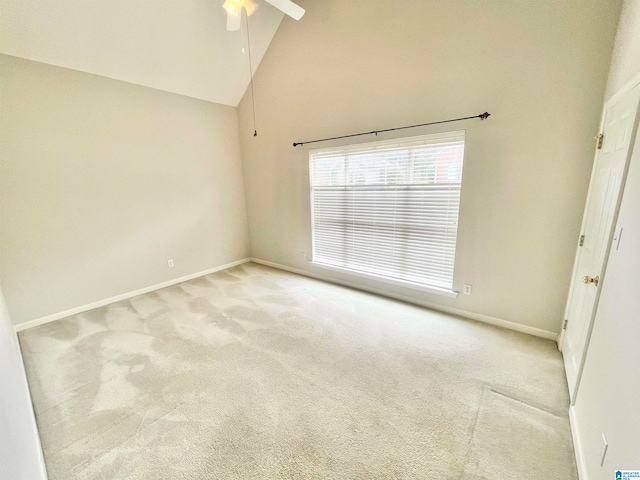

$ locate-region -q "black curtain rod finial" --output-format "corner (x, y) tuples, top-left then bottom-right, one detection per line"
(480, 112), (490, 120)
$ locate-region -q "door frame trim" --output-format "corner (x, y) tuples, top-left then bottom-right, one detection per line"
(559, 69), (640, 349)
(605, 69), (640, 109)
(559, 73), (640, 405)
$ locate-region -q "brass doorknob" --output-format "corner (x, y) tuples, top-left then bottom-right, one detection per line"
(582, 275), (599, 287)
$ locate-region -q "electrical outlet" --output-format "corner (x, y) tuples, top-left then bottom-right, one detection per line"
(463, 284), (472, 295)
(598, 433), (608, 466)
(301, 252), (307, 261)
(167, 259), (174, 268)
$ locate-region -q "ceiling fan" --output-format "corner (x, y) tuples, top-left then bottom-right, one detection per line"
(223, 0), (305, 31)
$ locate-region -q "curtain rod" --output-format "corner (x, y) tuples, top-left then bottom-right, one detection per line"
(293, 111), (490, 147)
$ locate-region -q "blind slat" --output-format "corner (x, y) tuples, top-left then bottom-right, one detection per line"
(310, 132), (464, 290)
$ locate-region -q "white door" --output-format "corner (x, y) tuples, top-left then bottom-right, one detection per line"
(562, 83), (640, 403)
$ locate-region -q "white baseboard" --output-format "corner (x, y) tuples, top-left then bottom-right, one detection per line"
(569, 406), (588, 480)
(15, 256), (558, 341)
(250, 257), (558, 340)
(14, 258), (251, 333)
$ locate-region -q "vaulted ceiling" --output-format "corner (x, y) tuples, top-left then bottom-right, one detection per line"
(0, 0), (284, 106)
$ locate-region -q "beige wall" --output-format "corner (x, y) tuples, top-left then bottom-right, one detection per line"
(572, 1), (640, 477)
(605, 0), (640, 101)
(238, 0), (621, 334)
(0, 55), (250, 325)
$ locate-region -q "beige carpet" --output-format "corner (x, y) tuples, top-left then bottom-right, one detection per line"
(19, 262), (577, 479)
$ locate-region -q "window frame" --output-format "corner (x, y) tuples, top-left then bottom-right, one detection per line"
(308, 131), (465, 298)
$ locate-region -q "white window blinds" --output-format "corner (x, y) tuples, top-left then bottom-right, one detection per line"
(309, 131), (465, 291)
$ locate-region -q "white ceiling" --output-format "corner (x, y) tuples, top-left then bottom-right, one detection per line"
(0, 0), (284, 106)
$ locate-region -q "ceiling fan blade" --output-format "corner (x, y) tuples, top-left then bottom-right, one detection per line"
(227, 10), (241, 31)
(263, 0), (305, 20)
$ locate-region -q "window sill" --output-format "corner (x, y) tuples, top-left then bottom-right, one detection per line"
(310, 261), (459, 298)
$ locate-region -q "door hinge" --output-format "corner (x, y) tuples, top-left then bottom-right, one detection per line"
(596, 133), (604, 150)
(579, 235), (585, 247)
(563, 319), (568, 330)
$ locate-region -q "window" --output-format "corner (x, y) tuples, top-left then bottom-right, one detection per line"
(309, 131), (465, 294)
